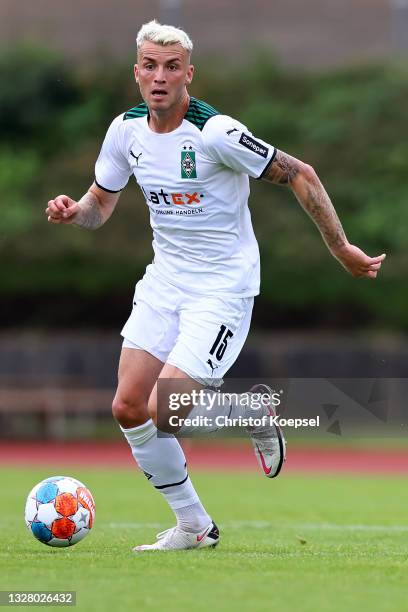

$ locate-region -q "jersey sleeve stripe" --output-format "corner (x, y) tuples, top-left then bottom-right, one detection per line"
(95, 178), (123, 193)
(257, 147), (277, 179)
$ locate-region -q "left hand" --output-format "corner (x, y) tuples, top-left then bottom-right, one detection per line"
(332, 243), (386, 279)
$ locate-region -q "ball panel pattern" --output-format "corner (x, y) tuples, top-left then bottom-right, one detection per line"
(36, 482), (58, 504)
(52, 517), (76, 539)
(25, 497), (38, 524)
(26, 482), (42, 499)
(48, 537), (71, 548)
(70, 528), (89, 545)
(55, 493), (78, 517)
(77, 487), (95, 528)
(37, 502), (59, 525)
(31, 521), (52, 543)
(72, 507), (90, 530)
(57, 478), (81, 496)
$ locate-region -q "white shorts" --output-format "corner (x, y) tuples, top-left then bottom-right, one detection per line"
(121, 269), (254, 387)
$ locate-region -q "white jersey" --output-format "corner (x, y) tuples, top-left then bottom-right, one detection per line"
(95, 97), (276, 297)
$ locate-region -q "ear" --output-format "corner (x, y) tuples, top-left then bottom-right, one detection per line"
(134, 64), (139, 83)
(185, 64), (194, 86)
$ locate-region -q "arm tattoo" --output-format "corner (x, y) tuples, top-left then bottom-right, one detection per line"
(263, 151), (300, 185)
(73, 192), (104, 230)
(263, 150), (346, 250)
(303, 181), (347, 251)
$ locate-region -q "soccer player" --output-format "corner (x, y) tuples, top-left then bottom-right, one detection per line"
(46, 20), (386, 551)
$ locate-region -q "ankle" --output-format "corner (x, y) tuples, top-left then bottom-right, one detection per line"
(174, 501), (211, 533)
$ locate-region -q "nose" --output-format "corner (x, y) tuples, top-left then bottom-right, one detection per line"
(154, 66), (166, 83)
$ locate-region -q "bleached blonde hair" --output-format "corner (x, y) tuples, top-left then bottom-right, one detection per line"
(136, 20), (193, 54)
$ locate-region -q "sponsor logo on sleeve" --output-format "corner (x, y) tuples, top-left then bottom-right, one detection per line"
(239, 133), (268, 158)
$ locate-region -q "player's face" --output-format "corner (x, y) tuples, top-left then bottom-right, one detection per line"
(135, 42), (194, 113)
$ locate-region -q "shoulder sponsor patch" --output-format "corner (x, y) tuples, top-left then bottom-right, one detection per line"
(239, 133), (268, 158)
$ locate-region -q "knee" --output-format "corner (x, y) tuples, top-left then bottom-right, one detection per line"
(148, 393), (178, 434)
(147, 394), (158, 426)
(112, 391), (148, 428)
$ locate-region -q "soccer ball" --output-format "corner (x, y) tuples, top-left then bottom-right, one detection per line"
(24, 476), (95, 547)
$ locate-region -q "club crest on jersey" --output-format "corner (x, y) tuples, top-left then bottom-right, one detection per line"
(181, 146), (197, 179)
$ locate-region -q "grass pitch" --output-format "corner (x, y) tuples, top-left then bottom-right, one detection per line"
(1, 467), (407, 611)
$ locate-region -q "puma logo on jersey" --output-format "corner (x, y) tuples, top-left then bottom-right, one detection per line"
(207, 359), (220, 375)
(130, 150), (143, 166)
(226, 128), (239, 135)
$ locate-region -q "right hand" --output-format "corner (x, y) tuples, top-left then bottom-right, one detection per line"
(46, 195), (80, 224)
(332, 243), (386, 279)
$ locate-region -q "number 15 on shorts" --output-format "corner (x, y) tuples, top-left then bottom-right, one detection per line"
(209, 325), (234, 361)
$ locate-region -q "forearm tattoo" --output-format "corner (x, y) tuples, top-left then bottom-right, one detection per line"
(303, 181), (346, 250)
(263, 151), (300, 185)
(73, 192), (104, 230)
(263, 151), (346, 250)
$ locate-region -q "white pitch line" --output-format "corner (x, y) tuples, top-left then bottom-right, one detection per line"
(106, 521), (408, 533)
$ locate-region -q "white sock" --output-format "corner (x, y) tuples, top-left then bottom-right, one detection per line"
(121, 419), (211, 532)
(174, 501), (211, 533)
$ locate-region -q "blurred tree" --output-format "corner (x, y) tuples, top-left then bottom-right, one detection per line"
(0, 46), (79, 148)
